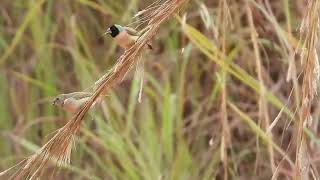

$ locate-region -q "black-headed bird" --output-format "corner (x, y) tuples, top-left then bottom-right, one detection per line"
(105, 24), (152, 49)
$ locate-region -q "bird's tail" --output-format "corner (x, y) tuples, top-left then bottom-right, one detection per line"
(147, 43), (153, 50)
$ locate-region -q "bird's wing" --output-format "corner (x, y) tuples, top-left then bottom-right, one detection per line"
(67, 92), (92, 100)
(124, 27), (139, 36)
(137, 26), (151, 36)
(64, 96), (92, 113)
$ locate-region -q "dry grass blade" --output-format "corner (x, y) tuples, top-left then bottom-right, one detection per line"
(0, 0), (188, 179)
(246, 2), (275, 174)
(217, 1), (231, 179)
(296, 0), (320, 179)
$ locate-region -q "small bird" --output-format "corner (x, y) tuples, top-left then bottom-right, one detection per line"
(53, 92), (93, 113)
(105, 24), (152, 49)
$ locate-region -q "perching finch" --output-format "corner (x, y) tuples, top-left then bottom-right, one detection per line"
(105, 24), (152, 49)
(53, 92), (93, 113)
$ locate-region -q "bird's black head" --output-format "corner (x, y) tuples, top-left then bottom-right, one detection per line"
(107, 25), (120, 37)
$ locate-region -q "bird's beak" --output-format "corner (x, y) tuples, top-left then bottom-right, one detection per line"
(104, 28), (112, 35)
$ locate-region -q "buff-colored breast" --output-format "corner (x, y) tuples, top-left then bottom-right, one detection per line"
(63, 97), (90, 113)
(114, 31), (137, 49)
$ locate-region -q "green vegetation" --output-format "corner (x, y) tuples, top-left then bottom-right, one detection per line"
(0, 0), (319, 179)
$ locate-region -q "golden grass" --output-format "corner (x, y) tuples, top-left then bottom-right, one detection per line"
(296, 0), (320, 179)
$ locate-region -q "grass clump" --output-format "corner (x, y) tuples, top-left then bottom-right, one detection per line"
(1, 0), (320, 179)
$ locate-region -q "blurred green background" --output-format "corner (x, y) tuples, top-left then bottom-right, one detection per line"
(0, 0), (318, 179)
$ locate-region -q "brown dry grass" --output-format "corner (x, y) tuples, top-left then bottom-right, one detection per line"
(296, 0), (320, 179)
